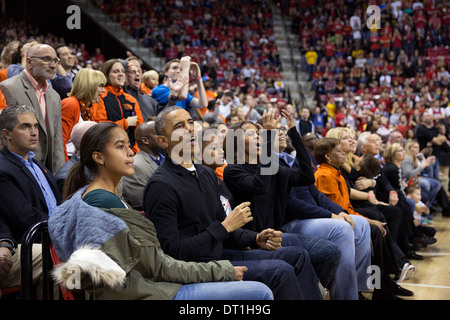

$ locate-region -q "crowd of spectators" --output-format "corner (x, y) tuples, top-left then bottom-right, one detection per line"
(0, 0), (449, 301)
(286, 0), (450, 136)
(283, 0), (450, 198)
(0, 18), (107, 75)
(96, 0), (288, 105)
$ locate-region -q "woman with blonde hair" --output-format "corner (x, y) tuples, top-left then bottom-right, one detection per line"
(382, 143), (437, 255)
(325, 127), (358, 171)
(61, 68), (107, 161)
(402, 140), (440, 213)
(327, 128), (417, 277)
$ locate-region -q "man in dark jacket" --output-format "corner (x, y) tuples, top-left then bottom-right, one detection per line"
(143, 106), (323, 300)
(0, 105), (62, 295)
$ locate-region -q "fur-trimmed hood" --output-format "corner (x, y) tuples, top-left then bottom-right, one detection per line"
(52, 245), (126, 289)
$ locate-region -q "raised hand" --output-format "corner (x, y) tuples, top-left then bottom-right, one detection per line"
(221, 202), (252, 232)
(280, 108), (295, 130)
(167, 75), (189, 94)
(261, 109), (281, 130)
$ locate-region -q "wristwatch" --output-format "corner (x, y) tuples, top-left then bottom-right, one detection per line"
(0, 243), (15, 256)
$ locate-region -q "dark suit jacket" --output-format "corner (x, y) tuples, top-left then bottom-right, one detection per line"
(0, 148), (62, 245)
(0, 71), (65, 173)
(122, 150), (159, 209)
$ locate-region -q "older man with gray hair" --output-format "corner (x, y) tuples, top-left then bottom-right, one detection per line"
(0, 44), (65, 173)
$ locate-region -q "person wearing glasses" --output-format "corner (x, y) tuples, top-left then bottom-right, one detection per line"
(49, 122), (273, 300)
(0, 43), (65, 173)
(313, 138), (414, 299)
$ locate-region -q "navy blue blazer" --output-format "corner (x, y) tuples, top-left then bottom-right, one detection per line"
(0, 148), (62, 245)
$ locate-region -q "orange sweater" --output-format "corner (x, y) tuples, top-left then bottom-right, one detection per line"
(140, 82), (152, 95)
(0, 89), (7, 110)
(314, 162), (363, 217)
(0, 68), (7, 83)
(61, 96), (82, 161)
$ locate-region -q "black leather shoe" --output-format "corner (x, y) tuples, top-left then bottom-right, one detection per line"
(410, 236), (430, 249)
(389, 284), (414, 296)
(406, 251), (424, 260)
(424, 235), (437, 245)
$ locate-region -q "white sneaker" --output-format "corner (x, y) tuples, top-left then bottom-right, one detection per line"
(397, 263), (416, 282)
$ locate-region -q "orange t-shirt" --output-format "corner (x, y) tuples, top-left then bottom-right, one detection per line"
(215, 162), (227, 180)
(195, 89), (216, 116)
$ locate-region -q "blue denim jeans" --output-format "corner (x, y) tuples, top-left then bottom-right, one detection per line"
(222, 242), (323, 300)
(419, 177), (441, 207)
(422, 158), (439, 179)
(282, 216), (372, 300)
(280, 233), (341, 291)
(173, 281), (274, 300)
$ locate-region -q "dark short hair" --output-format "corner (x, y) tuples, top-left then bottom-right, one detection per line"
(358, 153), (381, 178)
(0, 104), (36, 133)
(53, 43), (68, 57)
(225, 113), (239, 122)
(223, 91), (234, 99)
(314, 137), (340, 164)
(154, 106), (183, 136)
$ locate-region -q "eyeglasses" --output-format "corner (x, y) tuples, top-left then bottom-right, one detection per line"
(276, 127), (287, 133)
(29, 56), (60, 65)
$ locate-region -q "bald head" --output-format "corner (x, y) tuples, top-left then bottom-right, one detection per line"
(26, 44), (54, 58)
(135, 121), (162, 155)
(26, 44), (59, 83)
(71, 121), (97, 153)
(135, 121), (155, 142)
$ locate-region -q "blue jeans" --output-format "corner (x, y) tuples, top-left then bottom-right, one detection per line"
(173, 281), (274, 300)
(422, 158), (440, 179)
(282, 216), (372, 300)
(280, 233), (341, 291)
(419, 177), (441, 207)
(407, 198), (416, 217)
(222, 243), (323, 300)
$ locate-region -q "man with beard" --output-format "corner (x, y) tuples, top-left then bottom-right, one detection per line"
(0, 44), (65, 173)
